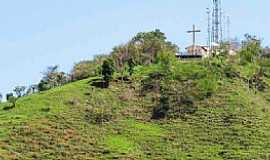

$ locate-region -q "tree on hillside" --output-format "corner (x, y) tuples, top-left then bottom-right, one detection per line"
(6, 93), (14, 101)
(240, 34), (262, 64)
(101, 58), (115, 87)
(6, 93), (17, 108)
(14, 86), (26, 97)
(111, 44), (131, 71)
(71, 60), (98, 81)
(111, 29), (179, 72)
(131, 29), (179, 64)
(38, 65), (69, 91)
(26, 85), (39, 95)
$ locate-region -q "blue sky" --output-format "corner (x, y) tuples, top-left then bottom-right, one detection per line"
(0, 0), (269, 96)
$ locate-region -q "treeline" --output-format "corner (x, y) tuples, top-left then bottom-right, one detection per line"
(1, 29), (179, 105)
(1, 29), (270, 112)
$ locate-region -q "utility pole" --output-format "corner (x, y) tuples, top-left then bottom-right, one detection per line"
(187, 24), (201, 55)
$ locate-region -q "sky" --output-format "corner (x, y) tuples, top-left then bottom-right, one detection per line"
(0, 0), (269, 96)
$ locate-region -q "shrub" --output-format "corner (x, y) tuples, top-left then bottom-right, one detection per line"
(152, 80), (199, 119)
(152, 96), (169, 119)
(248, 70), (268, 92)
(84, 107), (114, 124)
(259, 58), (270, 78)
(196, 76), (218, 98)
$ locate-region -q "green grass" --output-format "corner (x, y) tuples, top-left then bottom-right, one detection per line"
(1, 60), (270, 159)
(105, 135), (138, 154)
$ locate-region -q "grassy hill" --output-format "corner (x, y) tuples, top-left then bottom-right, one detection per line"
(1, 57), (270, 160)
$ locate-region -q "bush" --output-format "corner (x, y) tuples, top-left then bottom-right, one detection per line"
(196, 76), (218, 98)
(259, 58), (270, 78)
(151, 80), (199, 119)
(152, 96), (169, 119)
(248, 70), (268, 92)
(84, 107), (114, 124)
(223, 64), (240, 78)
(91, 80), (109, 89)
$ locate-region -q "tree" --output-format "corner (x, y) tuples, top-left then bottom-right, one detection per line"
(240, 34), (262, 64)
(14, 86), (26, 97)
(110, 30), (179, 73)
(6, 93), (14, 101)
(71, 60), (98, 81)
(101, 58), (115, 87)
(26, 85), (39, 95)
(131, 29), (179, 64)
(6, 93), (17, 108)
(38, 80), (50, 91)
(38, 65), (69, 91)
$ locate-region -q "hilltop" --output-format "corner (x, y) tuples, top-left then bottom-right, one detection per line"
(1, 30), (270, 159)
(1, 50), (270, 160)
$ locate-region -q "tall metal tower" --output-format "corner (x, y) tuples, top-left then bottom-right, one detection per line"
(219, 1), (223, 42)
(212, 0), (221, 44)
(207, 8), (211, 49)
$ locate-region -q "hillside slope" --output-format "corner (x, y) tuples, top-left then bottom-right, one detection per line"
(1, 60), (270, 160)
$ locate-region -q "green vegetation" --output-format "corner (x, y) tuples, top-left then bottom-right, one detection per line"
(1, 31), (270, 159)
(101, 58), (115, 87)
(38, 65), (69, 91)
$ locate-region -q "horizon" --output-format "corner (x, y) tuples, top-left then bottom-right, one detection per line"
(0, 0), (269, 96)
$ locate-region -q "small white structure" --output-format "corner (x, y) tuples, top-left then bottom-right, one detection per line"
(185, 45), (210, 58)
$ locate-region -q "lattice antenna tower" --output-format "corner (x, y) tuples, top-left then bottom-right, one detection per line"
(212, 0), (222, 44)
(207, 8), (211, 49)
(219, 0), (223, 42)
